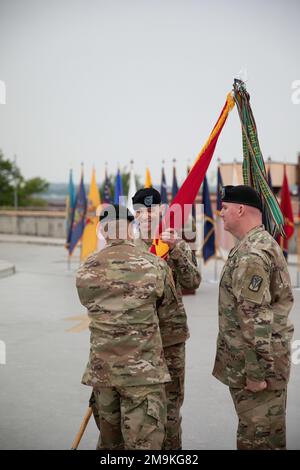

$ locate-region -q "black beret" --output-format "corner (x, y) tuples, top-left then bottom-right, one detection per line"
(132, 188), (161, 208)
(221, 185), (262, 211)
(99, 204), (134, 223)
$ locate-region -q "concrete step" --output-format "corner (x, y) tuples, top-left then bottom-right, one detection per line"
(0, 260), (15, 278)
(0, 234), (65, 246)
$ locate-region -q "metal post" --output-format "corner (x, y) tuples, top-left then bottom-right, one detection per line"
(13, 155), (18, 210)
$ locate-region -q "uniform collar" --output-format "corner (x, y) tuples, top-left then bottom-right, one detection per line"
(135, 234), (153, 248)
(228, 225), (264, 258)
(107, 239), (135, 248)
(141, 239), (152, 248)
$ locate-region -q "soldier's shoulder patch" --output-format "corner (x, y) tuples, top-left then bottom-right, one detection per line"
(240, 263), (269, 305)
(248, 274), (263, 292)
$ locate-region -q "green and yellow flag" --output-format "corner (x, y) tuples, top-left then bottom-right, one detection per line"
(233, 79), (284, 237)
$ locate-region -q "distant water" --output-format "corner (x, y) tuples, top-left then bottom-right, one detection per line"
(39, 182), (87, 203)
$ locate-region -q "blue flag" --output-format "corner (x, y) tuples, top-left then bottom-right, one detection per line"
(114, 169), (124, 205)
(160, 166), (168, 204)
(202, 175), (215, 262)
(216, 166), (224, 214)
(68, 169), (76, 209)
(66, 169), (76, 237)
(103, 169), (112, 204)
(67, 172), (87, 255)
(267, 167), (273, 191)
(172, 164), (179, 200)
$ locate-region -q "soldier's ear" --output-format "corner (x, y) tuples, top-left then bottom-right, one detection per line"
(238, 204), (245, 217)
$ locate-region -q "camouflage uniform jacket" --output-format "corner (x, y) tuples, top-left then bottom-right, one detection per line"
(135, 238), (201, 347)
(213, 225), (294, 390)
(76, 239), (174, 388)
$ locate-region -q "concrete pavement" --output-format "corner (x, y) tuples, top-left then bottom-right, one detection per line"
(0, 260), (15, 279)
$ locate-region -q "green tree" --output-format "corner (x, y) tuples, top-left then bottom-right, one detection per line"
(0, 151), (22, 206)
(0, 150), (49, 207)
(18, 177), (49, 206)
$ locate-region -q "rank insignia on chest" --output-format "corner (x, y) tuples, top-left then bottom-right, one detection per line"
(248, 275), (263, 292)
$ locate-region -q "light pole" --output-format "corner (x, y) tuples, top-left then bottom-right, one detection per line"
(13, 154), (18, 210)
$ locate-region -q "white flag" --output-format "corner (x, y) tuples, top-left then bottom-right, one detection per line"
(127, 165), (137, 214)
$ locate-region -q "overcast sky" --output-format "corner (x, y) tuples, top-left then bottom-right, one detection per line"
(0, 0), (299, 185)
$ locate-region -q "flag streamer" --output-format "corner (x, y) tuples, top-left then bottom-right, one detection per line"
(233, 79), (284, 237)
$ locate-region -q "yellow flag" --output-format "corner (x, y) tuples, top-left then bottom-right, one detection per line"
(144, 167), (152, 188)
(81, 168), (101, 260)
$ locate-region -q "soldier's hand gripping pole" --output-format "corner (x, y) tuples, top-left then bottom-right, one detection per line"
(71, 406), (93, 450)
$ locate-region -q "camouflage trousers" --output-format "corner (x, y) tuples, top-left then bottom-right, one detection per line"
(162, 342), (185, 450)
(90, 383), (167, 450)
(229, 387), (287, 450)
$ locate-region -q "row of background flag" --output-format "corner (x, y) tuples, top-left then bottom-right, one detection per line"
(65, 161), (295, 262)
(66, 160), (189, 259)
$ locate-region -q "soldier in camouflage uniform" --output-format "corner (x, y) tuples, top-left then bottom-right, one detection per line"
(213, 185), (294, 450)
(132, 188), (201, 450)
(76, 204), (178, 450)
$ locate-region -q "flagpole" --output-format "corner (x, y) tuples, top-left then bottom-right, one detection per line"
(267, 155), (271, 171)
(66, 168), (73, 272)
(80, 162), (84, 265)
(162, 160), (165, 193)
(215, 157), (225, 280)
(214, 253), (218, 282)
(214, 157), (222, 281)
(130, 159), (133, 208)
